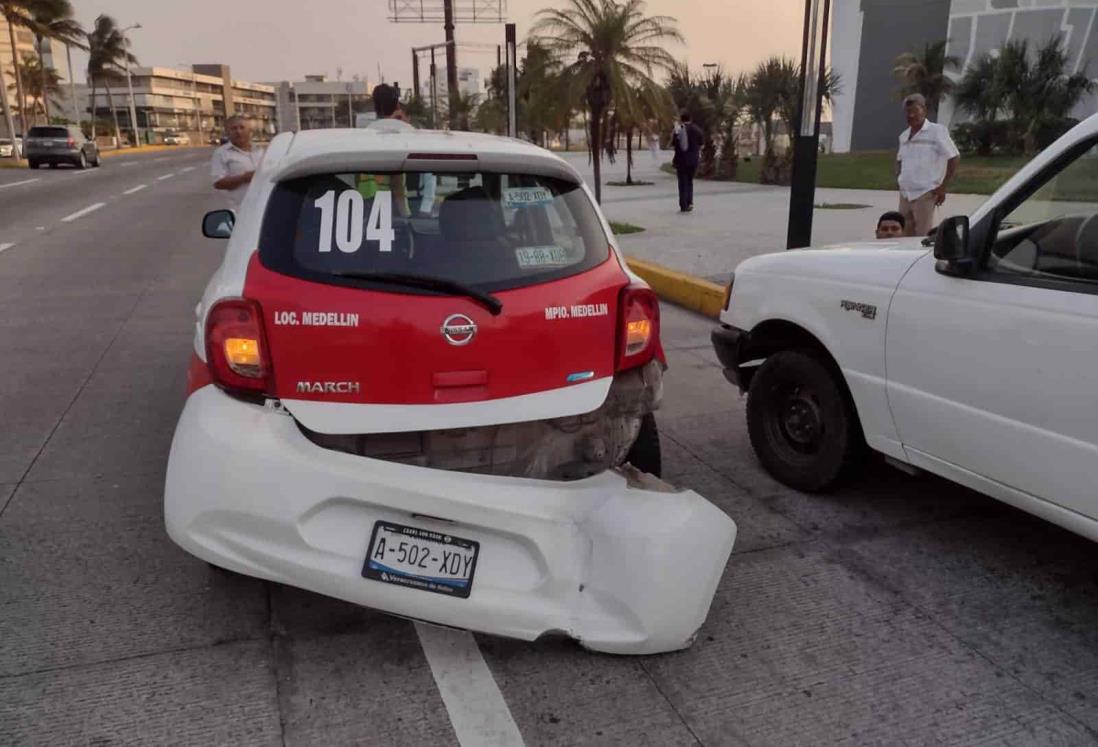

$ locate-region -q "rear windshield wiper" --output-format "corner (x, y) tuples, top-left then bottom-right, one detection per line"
(332, 271), (503, 316)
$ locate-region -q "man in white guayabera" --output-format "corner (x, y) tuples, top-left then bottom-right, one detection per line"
(211, 115), (264, 210)
(896, 93), (960, 237)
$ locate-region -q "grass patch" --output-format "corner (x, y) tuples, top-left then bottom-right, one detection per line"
(731, 150), (1029, 195)
(606, 180), (654, 187)
(609, 220), (645, 235)
(815, 202), (872, 210)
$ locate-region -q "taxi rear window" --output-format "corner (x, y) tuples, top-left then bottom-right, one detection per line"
(258, 171), (609, 293)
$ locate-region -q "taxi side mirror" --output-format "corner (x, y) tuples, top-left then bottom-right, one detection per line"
(202, 209), (235, 239)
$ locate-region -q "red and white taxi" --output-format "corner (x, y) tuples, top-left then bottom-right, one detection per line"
(165, 128), (736, 654)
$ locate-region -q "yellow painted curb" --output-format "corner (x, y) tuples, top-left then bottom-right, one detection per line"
(626, 257), (726, 320)
(100, 145), (206, 159)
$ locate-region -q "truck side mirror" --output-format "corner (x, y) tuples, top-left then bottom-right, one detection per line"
(202, 209), (235, 239)
(933, 215), (973, 276)
(934, 215), (969, 261)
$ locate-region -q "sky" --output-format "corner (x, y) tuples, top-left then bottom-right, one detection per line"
(67, 0), (807, 87)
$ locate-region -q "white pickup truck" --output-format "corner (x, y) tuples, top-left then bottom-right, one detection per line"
(713, 113), (1098, 543)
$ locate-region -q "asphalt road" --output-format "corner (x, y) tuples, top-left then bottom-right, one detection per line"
(2, 149), (1098, 745)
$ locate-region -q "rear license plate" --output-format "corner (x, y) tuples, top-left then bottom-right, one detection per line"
(362, 521), (479, 599)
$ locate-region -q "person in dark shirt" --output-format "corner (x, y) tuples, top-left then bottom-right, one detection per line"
(672, 110), (703, 213)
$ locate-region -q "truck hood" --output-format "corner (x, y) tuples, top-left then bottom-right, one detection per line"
(736, 239), (929, 290)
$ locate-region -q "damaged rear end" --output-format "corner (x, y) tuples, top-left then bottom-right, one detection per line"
(166, 137), (736, 653)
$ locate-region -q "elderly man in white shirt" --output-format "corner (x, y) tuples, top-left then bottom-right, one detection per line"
(211, 115), (264, 209)
(896, 93), (960, 237)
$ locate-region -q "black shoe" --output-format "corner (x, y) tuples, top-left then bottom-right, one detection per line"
(685, 205), (694, 213)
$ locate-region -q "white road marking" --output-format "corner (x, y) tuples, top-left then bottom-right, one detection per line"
(415, 623), (524, 747)
(70, 169), (95, 176)
(121, 162), (138, 167)
(0, 178), (40, 189)
(123, 184), (147, 195)
(61, 202), (105, 222)
(152, 157), (169, 162)
(0, 242), (13, 253)
(157, 173), (175, 181)
(180, 166), (195, 173)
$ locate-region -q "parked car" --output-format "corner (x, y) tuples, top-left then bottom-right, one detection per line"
(165, 129), (737, 654)
(0, 138), (13, 158)
(163, 131), (190, 146)
(713, 112), (1098, 543)
(24, 125), (99, 169)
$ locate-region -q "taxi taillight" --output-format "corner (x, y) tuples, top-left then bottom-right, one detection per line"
(616, 285), (662, 372)
(205, 299), (274, 396)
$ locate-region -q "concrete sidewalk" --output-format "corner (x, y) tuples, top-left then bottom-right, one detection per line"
(560, 150), (989, 283)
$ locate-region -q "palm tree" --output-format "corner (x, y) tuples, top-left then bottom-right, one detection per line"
(613, 80), (672, 183)
(745, 56), (839, 185)
(745, 57), (795, 183)
(893, 40), (959, 121)
(444, 90), (480, 131)
(16, 52), (61, 124)
(531, 0), (682, 203)
(953, 53), (1002, 156)
(86, 14), (135, 147)
(27, 0), (83, 124)
(997, 36), (1093, 155)
(1, 0), (33, 134)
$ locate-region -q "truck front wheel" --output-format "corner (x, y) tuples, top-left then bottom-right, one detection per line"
(746, 349), (861, 492)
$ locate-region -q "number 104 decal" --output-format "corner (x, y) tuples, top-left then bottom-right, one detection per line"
(314, 189), (395, 254)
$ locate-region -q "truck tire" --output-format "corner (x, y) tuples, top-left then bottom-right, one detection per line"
(746, 349), (862, 492)
(626, 413), (662, 478)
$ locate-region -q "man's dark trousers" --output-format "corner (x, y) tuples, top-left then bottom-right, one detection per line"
(672, 121), (703, 212)
(677, 165), (697, 211)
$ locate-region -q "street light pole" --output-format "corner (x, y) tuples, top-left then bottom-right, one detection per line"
(786, 0), (832, 249)
(121, 23), (142, 147)
(505, 24), (517, 138)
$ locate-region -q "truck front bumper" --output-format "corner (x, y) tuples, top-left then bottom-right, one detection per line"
(165, 386), (737, 655)
(711, 324), (749, 391)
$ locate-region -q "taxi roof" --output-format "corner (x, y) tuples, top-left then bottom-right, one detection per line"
(271, 128), (583, 185)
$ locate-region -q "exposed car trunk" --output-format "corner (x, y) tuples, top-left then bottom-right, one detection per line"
(298, 361), (662, 480)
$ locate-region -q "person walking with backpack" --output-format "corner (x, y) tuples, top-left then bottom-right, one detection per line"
(672, 110), (703, 213)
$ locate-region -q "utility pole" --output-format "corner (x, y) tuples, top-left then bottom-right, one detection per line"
(430, 48), (439, 129)
(505, 24), (517, 138)
(786, 0), (832, 249)
(443, 0), (459, 129)
(412, 50), (421, 101)
(121, 23), (143, 146)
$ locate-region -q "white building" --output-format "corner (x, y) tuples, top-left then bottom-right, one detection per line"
(831, 0), (1098, 152)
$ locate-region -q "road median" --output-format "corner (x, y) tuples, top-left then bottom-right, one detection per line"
(626, 257), (726, 319)
(100, 144), (207, 159)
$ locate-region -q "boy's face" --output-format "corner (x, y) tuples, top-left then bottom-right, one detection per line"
(876, 219), (904, 239)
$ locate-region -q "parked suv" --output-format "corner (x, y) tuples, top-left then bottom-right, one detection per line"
(165, 129), (737, 654)
(25, 125), (100, 169)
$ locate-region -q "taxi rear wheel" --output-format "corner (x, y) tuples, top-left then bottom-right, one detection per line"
(626, 413), (662, 477)
(747, 349), (862, 492)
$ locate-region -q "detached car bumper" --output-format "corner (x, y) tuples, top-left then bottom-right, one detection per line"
(166, 386), (737, 655)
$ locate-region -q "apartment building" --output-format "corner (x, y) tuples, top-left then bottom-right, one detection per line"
(270, 75), (372, 131)
(85, 63), (277, 144)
